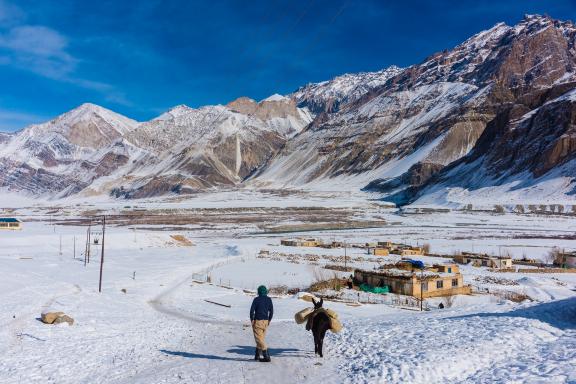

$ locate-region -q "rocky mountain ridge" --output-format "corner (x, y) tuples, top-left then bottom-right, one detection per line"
(256, 14), (576, 205)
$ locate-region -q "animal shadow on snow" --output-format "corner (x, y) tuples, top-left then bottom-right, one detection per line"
(450, 297), (576, 330)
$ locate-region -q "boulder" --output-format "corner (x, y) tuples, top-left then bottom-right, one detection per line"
(41, 311), (64, 324)
(53, 314), (74, 326)
(40, 311), (74, 325)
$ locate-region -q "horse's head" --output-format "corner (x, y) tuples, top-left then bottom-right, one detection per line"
(312, 298), (324, 310)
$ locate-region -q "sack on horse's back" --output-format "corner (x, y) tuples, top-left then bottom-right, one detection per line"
(325, 308), (338, 319)
(295, 307), (314, 324)
(329, 316), (343, 333)
(318, 307), (343, 333)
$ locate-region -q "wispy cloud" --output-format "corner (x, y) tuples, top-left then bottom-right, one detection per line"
(0, 25), (76, 78)
(0, 1), (130, 105)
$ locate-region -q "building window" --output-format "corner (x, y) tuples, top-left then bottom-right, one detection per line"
(447, 267), (452, 273)
(482, 260), (488, 266)
(436, 280), (443, 289)
(421, 282), (428, 291)
(452, 279), (458, 287)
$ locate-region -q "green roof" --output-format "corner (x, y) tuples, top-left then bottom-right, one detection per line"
(0, 218), (20, 223)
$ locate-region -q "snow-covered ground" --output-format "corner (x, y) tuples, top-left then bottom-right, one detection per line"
(1, 195), (575, 383)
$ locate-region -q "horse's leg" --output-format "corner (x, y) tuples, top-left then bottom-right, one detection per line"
(313, 329), (319, 355)
(319, 326), (328, 358)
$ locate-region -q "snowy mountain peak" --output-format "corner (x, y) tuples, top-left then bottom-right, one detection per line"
(22, 102), (139, 146)
(62, 102), (136, 125)
(290, 65), (404, 114)
(262, 94), (289, 102)
(155, 104), (196, 120)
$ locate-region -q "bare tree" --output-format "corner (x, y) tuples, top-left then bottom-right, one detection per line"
(545, 247), (562, 266)
(422, 243), (431, 255)
(442, 294), (456, 308)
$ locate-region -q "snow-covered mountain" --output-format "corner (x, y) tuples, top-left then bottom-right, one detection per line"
(0, 98), (312, 198)
(255, 15), (576, 205)
(0, 14), (575, 204)
(401, 84), (576, 207)
(290, 66), (403, 114)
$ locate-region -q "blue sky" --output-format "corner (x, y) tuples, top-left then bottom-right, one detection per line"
(0, 0), (575, 131)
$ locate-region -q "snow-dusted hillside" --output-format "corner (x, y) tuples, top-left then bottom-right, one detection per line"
(406, 86), (576, 207)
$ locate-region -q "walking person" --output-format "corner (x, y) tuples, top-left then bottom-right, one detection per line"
(250, 285), (273, 362)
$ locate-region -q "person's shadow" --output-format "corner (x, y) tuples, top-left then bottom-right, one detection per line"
(161, 345), (309, 361)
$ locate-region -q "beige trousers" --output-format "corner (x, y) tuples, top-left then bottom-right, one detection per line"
(252, 320), (269, 350)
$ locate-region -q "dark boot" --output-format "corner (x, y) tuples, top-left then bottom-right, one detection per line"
(254, 348), (261, 361)
(260, 349), (271, 362)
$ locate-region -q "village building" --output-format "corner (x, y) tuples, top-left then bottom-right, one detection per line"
(399, 247), (424, 256)
(555, 251), (576, 268)
(354, 262), (471, 298)
(0, 218), (22, 230)
(566, 254), (576, 268)
(280, 238), (322, 247)
(453, 252), (513, 269)
(319, 241), (345, 249)
(372, 248), (390, 256)
(369, 241), (424, 256)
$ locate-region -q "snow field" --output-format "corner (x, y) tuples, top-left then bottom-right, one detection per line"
(0, 204), (575, 383)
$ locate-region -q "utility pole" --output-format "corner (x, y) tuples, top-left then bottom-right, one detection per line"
(98, 215), (106, 293)
(84, 226), (87, 266)
(84, 223), (89, 266)
(344, 242), (347, 270)
(87, 221), (91, 264)
(73, 236), (76, 259)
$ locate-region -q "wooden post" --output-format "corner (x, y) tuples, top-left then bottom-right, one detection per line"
(344, 242), (347, 270)
(420, 268), (424, 312)
(73, 236), (76, 259)
(98, 216), (106, 293)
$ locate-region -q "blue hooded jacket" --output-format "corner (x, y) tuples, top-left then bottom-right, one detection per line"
(250, 295), (273, 321)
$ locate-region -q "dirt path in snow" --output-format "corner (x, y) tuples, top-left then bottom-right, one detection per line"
(143, 272), (342, 384)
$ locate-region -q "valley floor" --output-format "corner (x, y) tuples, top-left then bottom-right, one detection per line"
(1, 194), (575, 383)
